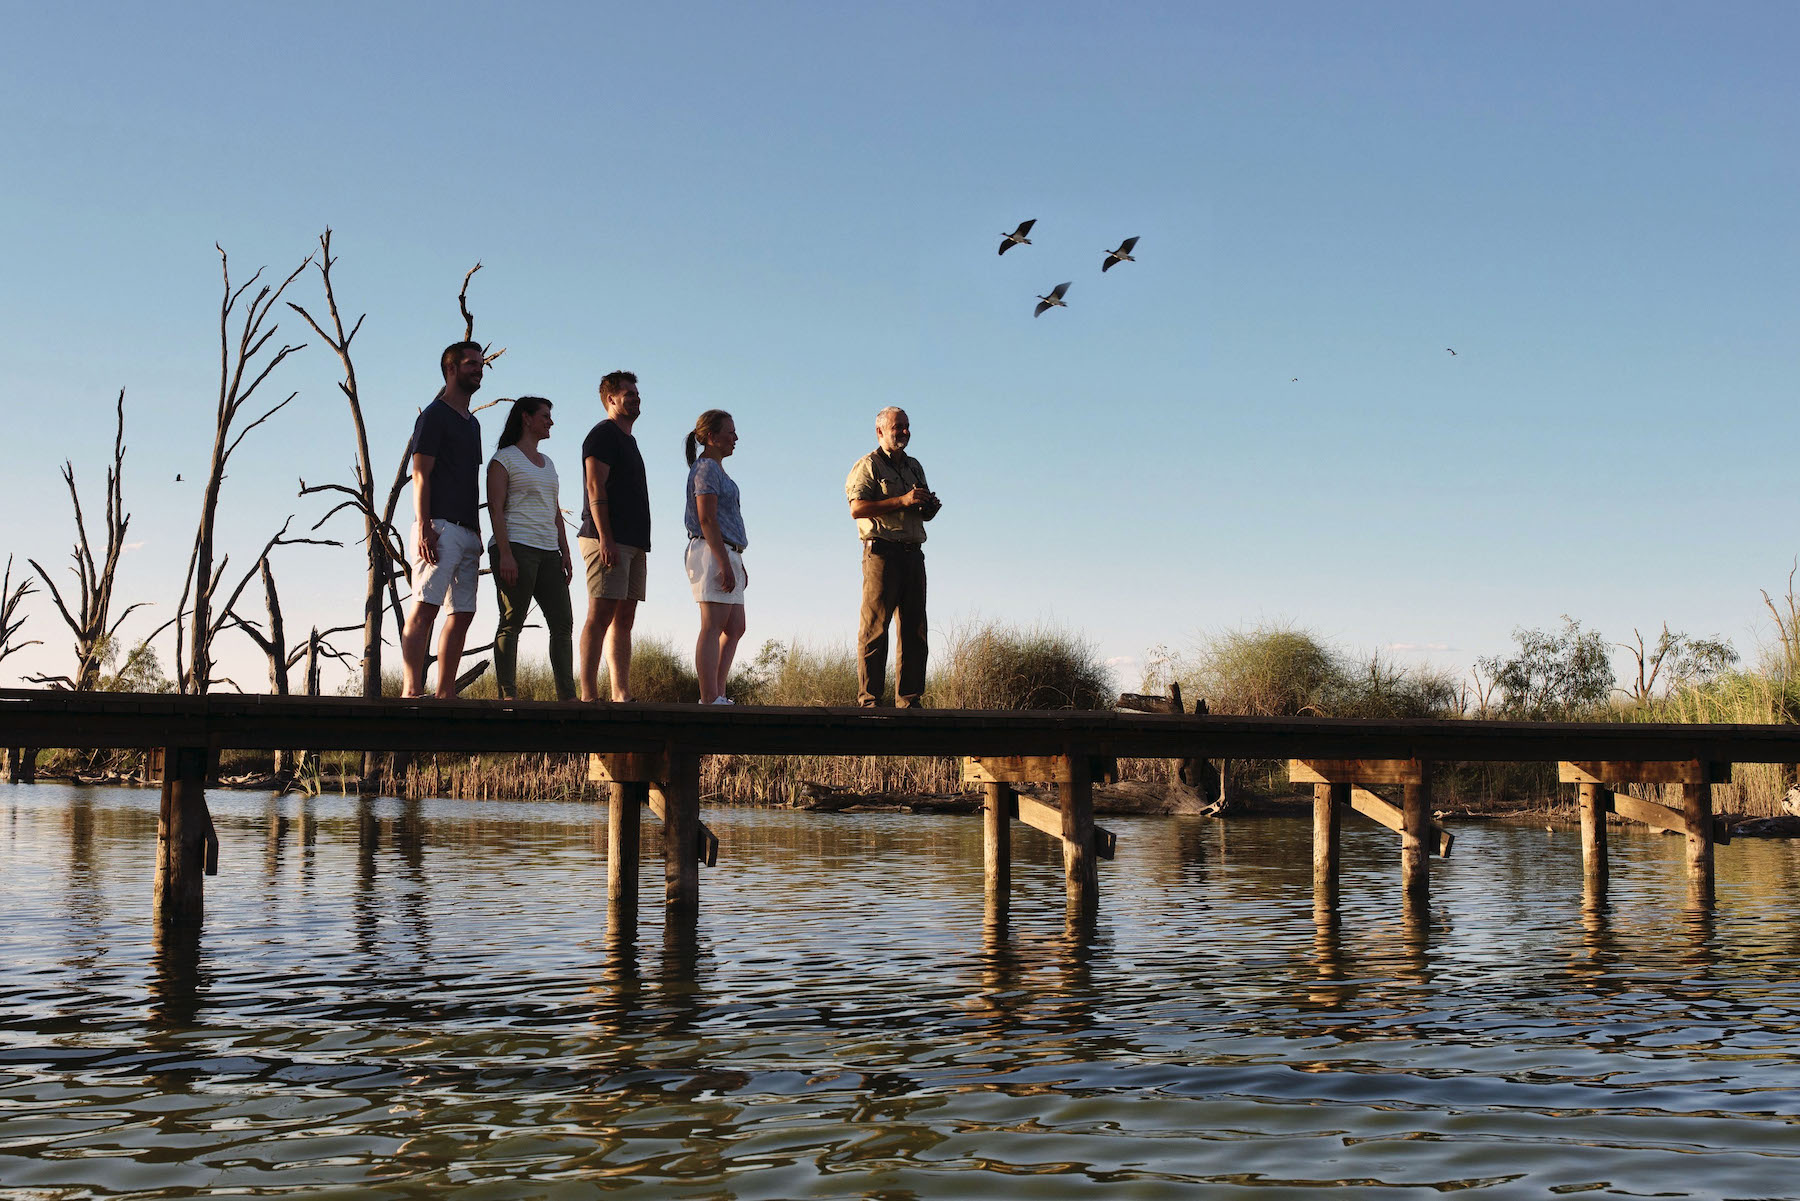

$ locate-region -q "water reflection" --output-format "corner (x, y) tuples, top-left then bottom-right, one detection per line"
(148, 923), (206, 1028)
(4, 788), (1800, 1198)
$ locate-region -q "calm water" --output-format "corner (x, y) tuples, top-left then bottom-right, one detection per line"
(4, 784), (1800, 1199)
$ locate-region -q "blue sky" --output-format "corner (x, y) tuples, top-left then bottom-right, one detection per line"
(2, 2), (1796, 694)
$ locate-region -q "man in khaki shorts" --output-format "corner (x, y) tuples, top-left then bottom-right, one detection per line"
(577, 371), (649, 701)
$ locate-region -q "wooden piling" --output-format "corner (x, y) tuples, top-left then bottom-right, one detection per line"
(608, 781), (644, 934)
(1059, 753), (1097, 907)
(7, 747), (35, 783)
(1579, 782), (1609, 888)
(153, 746), (211, 927)
(662, 753), (702, 920)
(983, 780), (1012, 905)
(1312, 782), (1343, 909)
(1682, 778), (1714, 901)
(1401, 763), (1432, 901)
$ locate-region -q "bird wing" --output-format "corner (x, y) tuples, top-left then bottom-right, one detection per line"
(1050, 281), (1071, 300)
(998, 240), (1013, 255)
(1034, 300), (1051, 317)
(1101, 255), (1117, 272)
(1118, 236), (1138, 254)
(1016, 219), (1036, 236)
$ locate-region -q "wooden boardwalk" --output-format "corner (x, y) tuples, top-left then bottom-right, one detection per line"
(4, 689), (1795, 930)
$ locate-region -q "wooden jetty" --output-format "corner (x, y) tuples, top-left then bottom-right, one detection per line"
(4, 689), (1795, 929)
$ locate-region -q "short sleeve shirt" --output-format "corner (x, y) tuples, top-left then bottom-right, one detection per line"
(846, 449), (933, 543)
(684, 457), (748, 549)
(410, 398), (483, 528)
(577, 419), (651, 550)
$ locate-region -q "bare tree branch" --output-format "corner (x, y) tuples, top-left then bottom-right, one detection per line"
(458, 262), (483, 340)
(0, 555), (42, 668)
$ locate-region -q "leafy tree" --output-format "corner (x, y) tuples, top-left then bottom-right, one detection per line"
(1476, 616), (1613, 719)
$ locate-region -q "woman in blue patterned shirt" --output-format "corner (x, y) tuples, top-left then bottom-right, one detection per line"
(683, 409), (747, 704)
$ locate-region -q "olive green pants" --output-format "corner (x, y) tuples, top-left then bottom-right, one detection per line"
(490, 542), (576, 701)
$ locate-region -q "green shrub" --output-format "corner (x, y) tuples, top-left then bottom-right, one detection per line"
(929, 621), (1113, 710)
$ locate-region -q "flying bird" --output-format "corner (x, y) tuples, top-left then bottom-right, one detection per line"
(1445, 348), (1457, 356)
(1102, 236), (1139, 272)
(998, 219), (1036, 255)
(1033, 282), (1071, 317)
(174, 473), (182, 482)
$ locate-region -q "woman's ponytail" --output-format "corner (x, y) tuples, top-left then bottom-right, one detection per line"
(685, 409), (732, 465)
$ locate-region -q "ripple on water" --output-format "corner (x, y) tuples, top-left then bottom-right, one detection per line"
(3, 785), (1800, 1197)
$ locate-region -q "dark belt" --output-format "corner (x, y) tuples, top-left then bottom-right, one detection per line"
(444, 518), (478, 533)
(864, 539), (923, 555)
(691, 534), (746, 554)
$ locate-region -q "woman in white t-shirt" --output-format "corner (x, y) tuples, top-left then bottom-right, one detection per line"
(486, 396), (576, 700)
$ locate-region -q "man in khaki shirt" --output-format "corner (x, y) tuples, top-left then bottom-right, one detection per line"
(845, 407), (940, 707)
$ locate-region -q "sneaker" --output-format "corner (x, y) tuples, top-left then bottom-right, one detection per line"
(709, 697), (735, 705)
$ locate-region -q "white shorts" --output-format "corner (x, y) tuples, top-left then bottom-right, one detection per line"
(685, 539), (747, 604)
(412, 519), (482, 614)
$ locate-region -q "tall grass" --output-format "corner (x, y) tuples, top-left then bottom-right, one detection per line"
(932, 623), (1112, 710)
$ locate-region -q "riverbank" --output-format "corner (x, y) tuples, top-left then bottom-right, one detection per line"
(27, 752), (1800, 836)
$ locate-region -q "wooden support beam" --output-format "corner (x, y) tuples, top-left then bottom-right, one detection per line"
(1558, 760), (1730, 785)
(595, 752), (719, 866)
(1011, 790), (1116, 860)
(153, 746), (210, 927)
(646, 787), (720, 867)
(963, 755), (1111, 785)
(984, 781), (1012, 910)
(1313, 782), (1345, 911)
(1579, 782), (1608, 888)
(660, 753), (701, 918)
(1598, 789), (1732, 845)
(608, 781), (644, 932)
(590, 751), (670, 783)
(1401, 766), (1432, 901)
(1346, 787), (1454, 857)
(1060, 753), (1097, 906)
(1683, 779), (1714, 900)
(1291, 759), (1423, 785)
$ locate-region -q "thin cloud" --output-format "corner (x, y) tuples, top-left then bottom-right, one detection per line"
(1384, 642), (1452, 653)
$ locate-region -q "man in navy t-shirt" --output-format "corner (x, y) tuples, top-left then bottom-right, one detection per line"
(577, 370), (650, 702)
(400, 341), (485, 698)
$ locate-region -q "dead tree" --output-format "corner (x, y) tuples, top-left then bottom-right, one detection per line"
(0, 555), (40, 671)
(289, 229), (398, 707)
(1, 556), (41, 782)
(28, 391), (146, 691)
(230, 556), (357, 775)
(175, 244), (311, 694)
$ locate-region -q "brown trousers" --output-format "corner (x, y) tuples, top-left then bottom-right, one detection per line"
(858, 541), (927, 707)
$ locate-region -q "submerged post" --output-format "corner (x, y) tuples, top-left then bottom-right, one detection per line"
(1401, 762), (1432, 901)
(983, 780), (1012, 906)
(608, 780), (645, 934)
(1682, 777), (1714, 901)
(1579, 781), (1609, 889)
(663, 753), (702, 921)
(1060, 752), (1097, 908)
(153, 745), (212, 927)
(1313, 781), (1344, 910)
